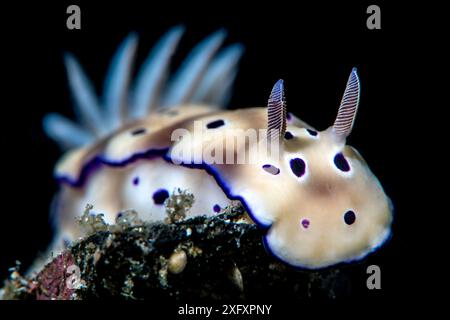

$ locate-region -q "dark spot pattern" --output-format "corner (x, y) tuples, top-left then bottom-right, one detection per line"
(206, 119), (225, 129)
(262, 164), (280, 175)
(213, 204), (221, 213)
(131, 128), (146, 136)
(334, 153), (350, 172)
(133, 177), (140, 186)
(290, 158), (306, 177)
(344, 210), (356, 225)
(284, 131), (294, 140)
(306, 129), (318, 136)
(286, 112), (292, 121)
(153, 189), (169, 205)
(301, 219), (310, 229)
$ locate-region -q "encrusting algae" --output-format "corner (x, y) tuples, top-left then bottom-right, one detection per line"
(1, 189), (372, 301)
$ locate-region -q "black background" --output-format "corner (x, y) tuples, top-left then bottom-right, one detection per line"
(0, 0), (437, 309)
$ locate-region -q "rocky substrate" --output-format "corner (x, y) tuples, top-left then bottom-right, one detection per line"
(1, 199), (369, 301)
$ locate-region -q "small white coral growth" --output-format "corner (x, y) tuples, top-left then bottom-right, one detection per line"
(164, 188), (195, 223)
(77, 204), (108, 236)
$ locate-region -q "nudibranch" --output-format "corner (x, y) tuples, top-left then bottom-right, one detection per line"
(44, 26), (393, 269)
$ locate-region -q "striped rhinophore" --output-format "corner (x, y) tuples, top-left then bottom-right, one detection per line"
(267, 79), (287, 141)
(333, 68), (360, 137)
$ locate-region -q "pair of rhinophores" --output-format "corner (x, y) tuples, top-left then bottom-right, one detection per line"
(44, 26), (393, 269)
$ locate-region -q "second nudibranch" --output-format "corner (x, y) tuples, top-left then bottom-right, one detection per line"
(44, 27), (393, 269)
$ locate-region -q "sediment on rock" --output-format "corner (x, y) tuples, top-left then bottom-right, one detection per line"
(1, 204), (367, 301)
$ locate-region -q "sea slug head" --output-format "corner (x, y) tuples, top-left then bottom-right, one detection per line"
(247, 68), (393, 268)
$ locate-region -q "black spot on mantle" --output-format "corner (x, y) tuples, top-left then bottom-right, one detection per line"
(206, 119), (225, 129)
